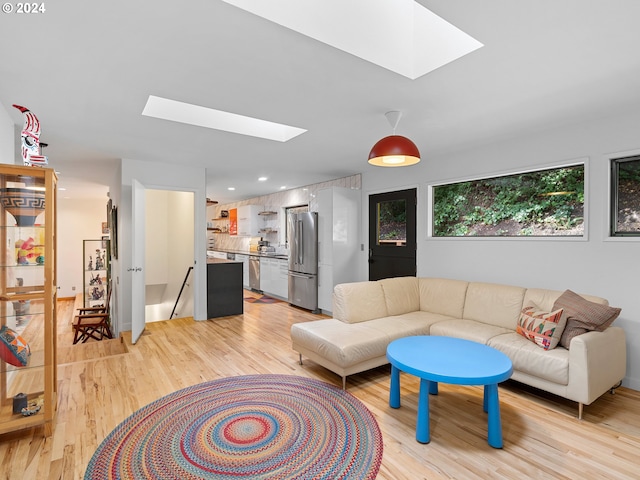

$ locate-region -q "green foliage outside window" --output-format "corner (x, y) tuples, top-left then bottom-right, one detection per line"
(611, 156), (640, 236)
(433, 165), (585, 237)
(378, 200), (406, 241)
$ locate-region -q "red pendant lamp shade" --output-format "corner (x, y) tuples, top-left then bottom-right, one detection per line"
(368, 135), (420, 167)
(368, 111), (420, 167)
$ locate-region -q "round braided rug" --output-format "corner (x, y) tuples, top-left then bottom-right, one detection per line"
(85, 374), (383, 479)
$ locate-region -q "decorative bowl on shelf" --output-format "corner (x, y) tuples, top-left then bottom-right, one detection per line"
(0, 188), (45, 227)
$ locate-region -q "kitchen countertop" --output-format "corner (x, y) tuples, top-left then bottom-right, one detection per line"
(206, 258), (243, 264)
(209, 249), (288, 260)
(254, 253), (289, 260)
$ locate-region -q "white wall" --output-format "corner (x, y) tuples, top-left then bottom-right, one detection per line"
(168, 190), (195, 318)
(0, 104), (14, 165)
(145, 190), (170, 287)
(57, 197), (109, 298)
(362, 107), (640, 390)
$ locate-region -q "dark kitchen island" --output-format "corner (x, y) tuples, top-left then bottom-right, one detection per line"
(207, 258), (243, 318)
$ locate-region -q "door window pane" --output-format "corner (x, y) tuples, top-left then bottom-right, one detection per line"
(611, 156), (640, 236)
(377, 200), (407, 246)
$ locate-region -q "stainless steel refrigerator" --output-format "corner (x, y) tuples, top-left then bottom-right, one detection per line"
(288, 211), (319, 312)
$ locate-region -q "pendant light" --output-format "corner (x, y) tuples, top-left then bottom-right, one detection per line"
(368, 111), (420, 167)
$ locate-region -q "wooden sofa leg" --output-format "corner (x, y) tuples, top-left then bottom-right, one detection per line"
(578, 402), (583, 420)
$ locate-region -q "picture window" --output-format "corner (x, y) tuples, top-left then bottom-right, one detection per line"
(610, 155), (640, 237)
(431, 164), (585, 237)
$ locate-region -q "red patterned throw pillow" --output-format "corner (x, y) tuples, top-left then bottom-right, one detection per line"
(0, 325), (31, 367)
(516, 302), (566, 350)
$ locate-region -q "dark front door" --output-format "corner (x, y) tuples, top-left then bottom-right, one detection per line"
(368, 188), (417, 281)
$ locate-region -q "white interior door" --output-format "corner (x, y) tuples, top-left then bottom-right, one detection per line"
(131, 179), (146, 343)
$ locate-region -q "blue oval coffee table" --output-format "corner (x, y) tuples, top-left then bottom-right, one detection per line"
(387, 336), (513, 448)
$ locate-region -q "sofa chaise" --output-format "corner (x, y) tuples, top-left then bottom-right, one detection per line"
(290, 277), (626, 419)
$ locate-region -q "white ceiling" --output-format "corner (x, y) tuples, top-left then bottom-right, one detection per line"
(2, 1), (640, 203)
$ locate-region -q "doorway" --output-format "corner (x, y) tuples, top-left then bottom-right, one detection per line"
(368, 188), (417, 281)
(144, 189), (194, 323)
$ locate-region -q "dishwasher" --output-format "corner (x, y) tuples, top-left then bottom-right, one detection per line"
(249, 256), (261, 292)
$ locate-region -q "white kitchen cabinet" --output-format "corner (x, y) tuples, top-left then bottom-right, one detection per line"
(259, 257), (273, 294)
(274, 259), (289, 299)
(236, 205), (262, 236)
(236, 254), (249, 288)
(259, 257), (288, 299)
(317, 187), (362, 313)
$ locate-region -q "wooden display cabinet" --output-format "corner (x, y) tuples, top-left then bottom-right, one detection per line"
(0, 164), (57, 437)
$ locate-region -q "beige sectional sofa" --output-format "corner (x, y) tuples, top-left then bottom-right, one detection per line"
(290, 277), (626, 418)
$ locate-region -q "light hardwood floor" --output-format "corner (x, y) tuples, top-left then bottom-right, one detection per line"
(1, 293), (639, 479)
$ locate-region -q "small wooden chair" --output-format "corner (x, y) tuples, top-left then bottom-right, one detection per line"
(73, 286), (113, 344)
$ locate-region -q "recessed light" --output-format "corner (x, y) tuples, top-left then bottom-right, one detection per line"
(258, 177), (268, 182)
(280, 186), (287, 190)
(58, 187), (67, 191)
(228, 187), (236, 191)
(142, 95), (307, 142)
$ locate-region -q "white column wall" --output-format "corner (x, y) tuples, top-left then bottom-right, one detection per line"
(0, 105), (14, 165)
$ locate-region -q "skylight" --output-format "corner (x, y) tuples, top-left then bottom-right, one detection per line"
(142, 96), (307, 142)
(221, 0), (483, 79)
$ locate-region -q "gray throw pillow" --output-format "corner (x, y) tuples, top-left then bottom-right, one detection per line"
(553, 289), (621, 349)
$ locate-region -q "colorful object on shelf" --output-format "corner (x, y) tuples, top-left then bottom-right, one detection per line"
(0, 325), (31, 367)
(13, 104), (48, 167)
(15, 236), (44, 265)
(85, 374), (383, 480)
(20, 397), (44, 417)
(0, 188), (46, 226)
(21, 401), (42, 417)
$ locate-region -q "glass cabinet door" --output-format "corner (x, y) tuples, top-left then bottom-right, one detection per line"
(0, 164), (57, 437)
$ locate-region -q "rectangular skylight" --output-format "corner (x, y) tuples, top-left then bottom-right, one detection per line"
(142, 95), (307, 142)
(221, 0), (483, 80)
